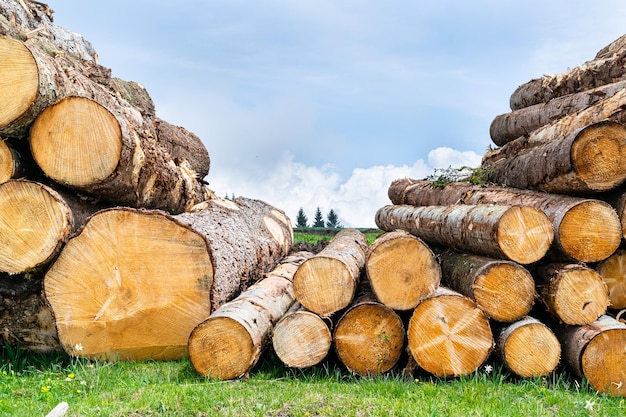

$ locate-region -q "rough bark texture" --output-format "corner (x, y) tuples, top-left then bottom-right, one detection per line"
(365, 230), (440, 311)
(407, 286), (493, 377)
(493, 316), (561, 378)
(596, 247), (626, 310)
(44, 197), (293, 360)
(551, 315), (626, 397)
(534, 263), (609, 326)
(439, 251), (535, 323)
(388, 178), (621, 263)
(188, 251), (312, 380)
(271, 302), (332, 369)
(333, 281), (405, 377)
(293, 228), (368, 316)
(375, 204), (553, 265)
(481, 120), (626, 194)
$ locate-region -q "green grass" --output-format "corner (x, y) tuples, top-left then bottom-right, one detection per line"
(293, 228), (382, 245)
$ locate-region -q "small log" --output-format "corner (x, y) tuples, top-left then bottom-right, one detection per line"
(482, 120), (626, 194)
(596, 248), (626, 309)
(552, 315), (626, 397)
(439, 251), (535, 323)
(188, 251), (313, 380)
(365, 230), (440, 311)
(388, 178), (621, 263)
(375, 204), (553, 265)
(271, 302), (333, 369)
(44, 197), (293, 361)
(333, 281), (405, 377)
(493, 316), (561, 378)
(0, 139), (21, 183)
(535, 263), (609, 325)
(407, 286), (493, 377)
(293, 228), (368, 316)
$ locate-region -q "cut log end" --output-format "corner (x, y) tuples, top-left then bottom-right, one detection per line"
(0, 140), (16, 183)
(581, 328), (626, 397)
(547, 267), (609, 325)
(0, 37), (38, 129)
(473, 263), (535, 322)
(188, 317), (254, 380)
(571, 122), (626, 191)
(558, 200), (621, 263)
(30, 97), (122, 187)
(497, 206), (554, 264)
(272, 310), (332, 369)
(596, 249), (626, 309)
(499, 320), (561, 378)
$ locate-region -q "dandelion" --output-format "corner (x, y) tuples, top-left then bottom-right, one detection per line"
(584, 400), (594, 411)
(41, 385), (51, 393)
(484, 364), (493, 374)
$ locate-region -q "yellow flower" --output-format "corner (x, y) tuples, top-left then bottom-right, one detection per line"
(41, 385), (51, 393)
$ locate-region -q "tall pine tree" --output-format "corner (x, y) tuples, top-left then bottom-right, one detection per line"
(296, 207), (308, 228)
(313, 207), (325, 228)
(326, 208), (342, 228)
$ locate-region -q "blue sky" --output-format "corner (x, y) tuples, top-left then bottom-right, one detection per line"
(50, 1), (626, 227)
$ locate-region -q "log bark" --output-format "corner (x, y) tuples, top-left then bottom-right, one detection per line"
(551, 315), (626, 397)
(333, 281), (405, 377)
(407, 286), (493, 377)
(534, 263), (609, 326)
(43, 197), (293, 361)
(188, 251), (312, 380)
(493, 316), (561, 378)
(388, 178), (621, 263)
(481, 120), (626, 194)
(293, 228), (368, 316)
(375, 204), (553, 265)
(271, 302), (333, 369)
(491, 80), (626, 146)
(365, 229), (440, 311)
(596, 247), (626, 309)
(439, 251), (535, 323)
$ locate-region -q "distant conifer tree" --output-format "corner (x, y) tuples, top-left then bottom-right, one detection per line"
(296, 207), (309, 228)
(326, 209), (342, 228)
(313, 207), (325, 227)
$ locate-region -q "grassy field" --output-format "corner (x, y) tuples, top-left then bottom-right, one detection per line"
(0, 229), (624, 416)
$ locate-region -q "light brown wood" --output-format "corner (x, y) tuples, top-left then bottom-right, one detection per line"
(365, 230), (440, 310)
(535, 263), (609, 325)
(439, 251), (535, 322)
(388, 178), (621, 263)
(0, 36), (38, 130)
(375, 204), (553, 265)
(0, 139), (19, 183)
(0, 180), (73, 275)
(188, 252), (312, 380)
(44, 197), (293, 361)
(272, 303), (332, 369)
(293, 228), (368, 316)
(482, 120), (626, 194)
(494, 316), (561, 378)
(596, 248), (626, 309)
(407, 287), (493, 377)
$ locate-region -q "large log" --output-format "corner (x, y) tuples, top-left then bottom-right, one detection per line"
(271, 303), (333, 369)
(595, 247), (626, 309)
(439, 251), (535, 323)
(333, 281), (405, 377)
(534, 263), (609, 326)
(493, 316), (561, 378)
(388, 178), (621, 263)
(375, 204), (553, 265)
(292, 228), (368, 316)
(43, 197), (293, 360)
(407, 286), (493, 377)
(188, 251), (312, 380)
(551, 315), (626, 397)
(491, 80), (626, 146)
(365, 230), (440, 311)
(481, 120), (626, 194)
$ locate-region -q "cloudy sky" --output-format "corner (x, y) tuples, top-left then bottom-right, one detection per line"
(50, 1), (626, 227)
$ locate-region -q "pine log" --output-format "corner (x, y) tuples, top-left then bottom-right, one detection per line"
(407, 286), (493, 377)
(481, 120), (626, 194)
(293, 228), (368, 316)
(552, 315), (626, 397)
(0, 139), (20, 183)
(375, 204), (553, 265)
(595, 34), (626, 60)
(493, 316), (561, 378)
(43, 197), (293, 361)
(0, 179), (74, 274)
(491, 80), (626, 146)
(596, 247), (626, 309)
(439, 251), (535, 323)
(388, 178), (621, 263)
(188, 251), (312, 380)
(365, 230), (440, 311)
(271, 302), (333, 369)
(534, 263), (609, 325)
(333, 281), (405, 377)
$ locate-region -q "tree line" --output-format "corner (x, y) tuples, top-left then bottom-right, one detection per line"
(296, 207), (342, 229)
